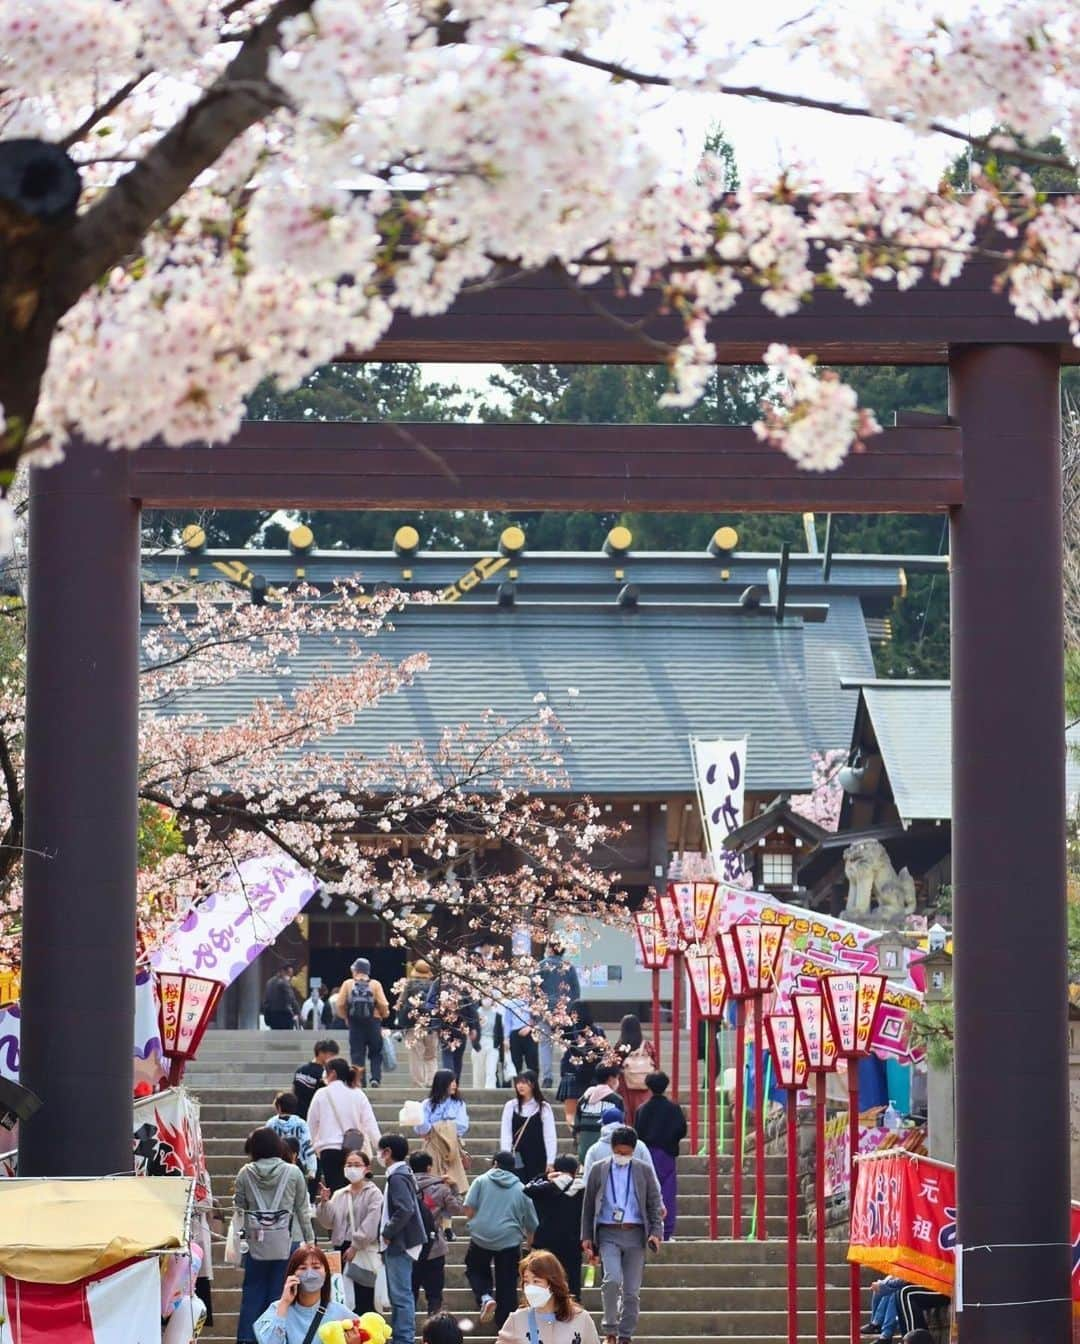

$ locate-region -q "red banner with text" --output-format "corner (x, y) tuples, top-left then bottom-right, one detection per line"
(850, 1151), (1080, 1318)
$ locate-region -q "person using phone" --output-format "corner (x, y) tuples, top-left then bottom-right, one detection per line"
(252, 1246), (355, 1343)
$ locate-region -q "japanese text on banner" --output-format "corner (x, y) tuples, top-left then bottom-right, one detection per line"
(690, 736), (747, 881)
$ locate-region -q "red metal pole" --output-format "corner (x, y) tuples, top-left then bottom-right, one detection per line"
(815, 1072), (827, 1344)
(732, 999), (746, 1239)
(671, 953), (682, 1102)
(753, 994), (767, 1241)
(651, 968), (662, 1074)
(786, 1090), (799, 1344)
(848, 1065), (860, 1344)
(689, 990), (701, 1151)
(708, 1018), (719, 1239)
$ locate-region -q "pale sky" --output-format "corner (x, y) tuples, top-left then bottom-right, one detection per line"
(424, 1), (984, 389)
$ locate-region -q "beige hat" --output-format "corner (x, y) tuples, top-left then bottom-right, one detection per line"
(412, 959), (433, 978)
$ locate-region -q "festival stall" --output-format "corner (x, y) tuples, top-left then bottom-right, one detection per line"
(0, 1175), (202, 1343)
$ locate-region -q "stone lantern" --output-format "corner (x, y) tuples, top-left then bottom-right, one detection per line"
(922, 946), (953, 1005)
(868, 927), (909, 979)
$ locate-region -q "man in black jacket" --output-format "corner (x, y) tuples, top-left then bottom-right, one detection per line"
(262, 965), (301, 1029)
(377, 1134), (427, 1344)
(632, 1071), (687, 1240)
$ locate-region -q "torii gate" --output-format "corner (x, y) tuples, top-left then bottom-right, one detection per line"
(18, 269), (1072, 1344)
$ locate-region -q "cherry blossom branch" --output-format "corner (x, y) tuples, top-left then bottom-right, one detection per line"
(59, 75), (148, 152)
(60, 0), (316, 308)
(545, 48), (1075, 173)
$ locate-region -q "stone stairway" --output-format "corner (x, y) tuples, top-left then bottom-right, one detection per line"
(186, 1031), (853, 1343)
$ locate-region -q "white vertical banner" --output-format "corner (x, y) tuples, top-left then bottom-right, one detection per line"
(86, 1260), (163, 1344)
(690, 736), (748, 880)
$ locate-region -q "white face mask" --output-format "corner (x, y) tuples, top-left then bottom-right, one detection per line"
(344, 1165), (365, 1183)
(523, 1283), (552, 1309)
(297, 1269), (326, 1292)
(611, 1153), (633, 1167)
(375, 1154), (388, 1169)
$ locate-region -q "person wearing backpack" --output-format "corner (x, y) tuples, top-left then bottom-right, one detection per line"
(615, 1016), (656, 1124)
(377, 1134), (430, 1344)
(335, 959), (390, 1088)
(234, 1127), (315, 1343)
(408, 1149), (467, 1316)
(574, 1065), (624, 1164)
(462, 1151), (540, 1327)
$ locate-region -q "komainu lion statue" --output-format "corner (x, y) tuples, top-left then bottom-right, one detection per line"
(843, 838), (916, 917)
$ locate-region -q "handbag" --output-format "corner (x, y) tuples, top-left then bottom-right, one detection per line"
(381, 1029), (398, 1072)
(327, 1088), (368, 1157)
(510, 1110), (533, 1171)
(224, 1213), (242, 1267)
(374, 1262), (391, 1315)
(343, 1193), (380, 1288)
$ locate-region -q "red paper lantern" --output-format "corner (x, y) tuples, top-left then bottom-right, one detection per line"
(632, 909), (672, 971)
(791, 989), (839, 1074)
(655, 889), (683, 950)
(821, 972), (887, 1060)
(157, 971), (224, 1086)
(686, 950), (729, 1019)
(668, 880), (720, 946)
(731, 921), (788, 996)
(717, 928), (749, 999)
(764, 1012), (809, 1091)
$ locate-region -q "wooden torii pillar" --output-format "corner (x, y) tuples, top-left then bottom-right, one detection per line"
(949, 344), (1070, 1344)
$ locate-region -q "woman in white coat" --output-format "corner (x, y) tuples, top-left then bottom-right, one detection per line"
(306, 1057), (380, 1192)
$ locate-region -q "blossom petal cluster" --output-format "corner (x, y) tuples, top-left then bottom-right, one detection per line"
(0, 1), (1077, 474)
(753, 345), (882, 473)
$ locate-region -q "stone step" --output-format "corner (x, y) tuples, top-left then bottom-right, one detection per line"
(205, 1303), (853, 1340)
(210, 1265), (853, 1295)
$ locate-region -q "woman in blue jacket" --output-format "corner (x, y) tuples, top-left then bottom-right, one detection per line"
(414, 1068), (470, 1195)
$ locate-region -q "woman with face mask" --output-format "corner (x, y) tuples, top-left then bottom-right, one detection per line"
(252, 1246), (355, 1343)
(495, 1250), (601, 1344)
(314, 1151), (384, 1314)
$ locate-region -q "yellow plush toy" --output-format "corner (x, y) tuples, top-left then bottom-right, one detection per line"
(316, 1312), (392, 1344)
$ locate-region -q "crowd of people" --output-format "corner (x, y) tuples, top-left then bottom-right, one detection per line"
(235, 943), (692, 1344)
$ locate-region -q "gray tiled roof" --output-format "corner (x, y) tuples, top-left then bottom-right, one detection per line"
(144, 549), (885, 796)
(164, 609), (825, 794)
(858, 682), (952, 823)
(850, 682), (1080, 822)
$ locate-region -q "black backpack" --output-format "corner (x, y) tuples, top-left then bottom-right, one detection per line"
(348, 978), (376, 1022)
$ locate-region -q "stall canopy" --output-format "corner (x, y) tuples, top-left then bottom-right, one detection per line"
(0, 1176), (192, 1283)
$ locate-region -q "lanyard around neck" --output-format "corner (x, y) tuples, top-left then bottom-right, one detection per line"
(607, 1160), (632, 1207)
